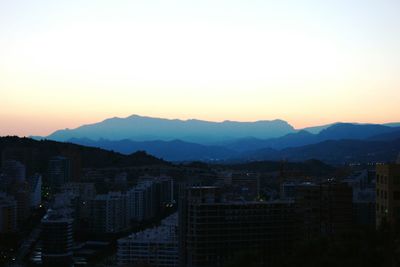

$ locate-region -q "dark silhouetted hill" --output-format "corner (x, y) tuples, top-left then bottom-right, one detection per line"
(368, 130), (400, 141)
(227, 130), (315, 151)
(227, 123), (400, 151)
(0, 136), (169, 175)
(244, 138), (400, 163)
(317, 123), (397, 140)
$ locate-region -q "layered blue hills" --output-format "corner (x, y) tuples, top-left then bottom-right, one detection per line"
(32, 115), (400, 162)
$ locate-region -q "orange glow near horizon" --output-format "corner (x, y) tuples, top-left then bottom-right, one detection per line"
(1, 111), (399, 137)
(1, 1), (400, 137)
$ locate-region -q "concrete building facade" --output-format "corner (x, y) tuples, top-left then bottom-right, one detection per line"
(376, 163), (400, 228)
(179, 186), (299, 267)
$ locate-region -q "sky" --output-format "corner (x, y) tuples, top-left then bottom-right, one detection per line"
(1, 0), (400, 136)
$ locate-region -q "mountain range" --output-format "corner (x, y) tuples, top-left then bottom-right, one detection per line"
(31, 115), (400, 163)
(44, 115), (295, 143)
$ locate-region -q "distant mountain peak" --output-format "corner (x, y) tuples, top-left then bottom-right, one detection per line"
(127, 114), (140, 119)
(44, 114), (296, 143)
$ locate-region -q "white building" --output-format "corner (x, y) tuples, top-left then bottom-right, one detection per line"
(117, 213), (178, 267)
(89, 176), (173, 233)
(28, 174), (42, 208)
(127, 180), (156, 222)
(90, 192), (128, 233)
(126, 186), (143, 222)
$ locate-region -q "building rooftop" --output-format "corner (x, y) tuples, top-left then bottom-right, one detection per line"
(42, 208), (73, 222)
(199, 199), (295, 206)
(190, 186), (219, 189)
(281, 181), (316, 186)
(119, 213), (178, 244)
(120, 226), (177, 244)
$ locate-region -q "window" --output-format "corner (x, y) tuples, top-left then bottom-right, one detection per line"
(394, 191), (400, 201)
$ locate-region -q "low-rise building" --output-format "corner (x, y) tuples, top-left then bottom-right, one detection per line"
(117, 213), (178, 267)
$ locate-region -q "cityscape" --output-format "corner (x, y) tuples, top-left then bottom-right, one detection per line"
(1, 1), (400, 267)
(0, 127), (399, 266)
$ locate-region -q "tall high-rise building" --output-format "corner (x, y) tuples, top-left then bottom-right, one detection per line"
(90, 192), (128, 234)
(376, 162), (400, 228)
(127, 181), (153, 223)
(179, 186), (299, 267)
(153, 176), (174, 209)
(1, 161), (31, 224)
(41, 201), (74, 267)
(12, 181), (31, 224)
(61, 182), (96, 221)
(295, 181), (353, 239)
(344, 170), (376, 228)
(128, 178), (173, 223)
(1, 160), (26, 191)
(89, 177), (173, 234)
(48, 156), (70, 190)
(59, 149), (82, 182)
(28, 174), (42, 209)
(0, 193), (17, 233)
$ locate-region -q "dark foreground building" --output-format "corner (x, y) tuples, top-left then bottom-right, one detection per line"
(295, 181), (353, 239)
(41, 209), (74, 267)
(179, 186), (299, 267)
(376, 162), (400, 228)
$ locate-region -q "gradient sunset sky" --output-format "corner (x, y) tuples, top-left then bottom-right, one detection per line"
(1, 0), (400, 136)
